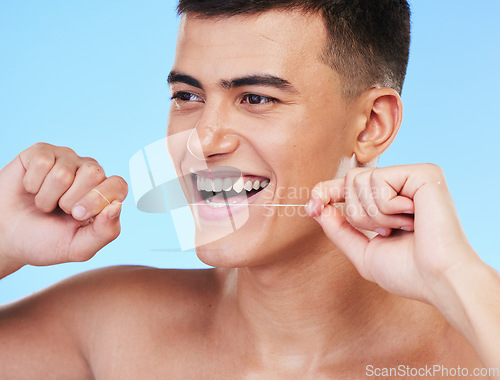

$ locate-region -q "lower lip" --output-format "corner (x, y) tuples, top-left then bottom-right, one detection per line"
(191, 189), (265, 221)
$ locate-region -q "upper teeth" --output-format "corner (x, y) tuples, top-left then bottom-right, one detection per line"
(197, 176), (269, 193)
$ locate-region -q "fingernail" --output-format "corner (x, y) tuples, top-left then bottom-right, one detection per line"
(306, 197), (323, 218)
(375, 227), (389, 236)
(108, 204), (122, 220)
(311, 189), (323, 202)
(72, 205), (87, 220)
(305, 200), (313, 214)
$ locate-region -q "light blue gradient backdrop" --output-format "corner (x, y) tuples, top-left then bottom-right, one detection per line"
(1, 1), (499, 304)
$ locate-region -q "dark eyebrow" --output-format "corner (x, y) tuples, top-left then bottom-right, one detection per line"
(167, 71), (203, 90)
(167, 71), (297, 93)
(221, 74), (297, 93)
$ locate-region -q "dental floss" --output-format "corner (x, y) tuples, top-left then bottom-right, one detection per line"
(92, 189), (111, 205)
(184, 203), (342, 207)
(189, 203), (308, 207)
(117, 202), (341, 207)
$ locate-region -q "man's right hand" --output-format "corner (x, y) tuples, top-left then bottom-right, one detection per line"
(0, 143), (128, 277)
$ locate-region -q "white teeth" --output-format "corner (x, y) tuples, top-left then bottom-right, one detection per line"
(232, 177), (244, 193)
(203, 178), (211, 192)
(223, 178), (233, 191)
(213, 178), (223, 192)
(197, 175), (269, 193)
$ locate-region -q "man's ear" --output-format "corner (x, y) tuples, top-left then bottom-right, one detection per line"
(352, 88), (403, 164)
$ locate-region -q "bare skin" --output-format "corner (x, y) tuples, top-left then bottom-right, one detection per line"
(0, 10), (498, 379)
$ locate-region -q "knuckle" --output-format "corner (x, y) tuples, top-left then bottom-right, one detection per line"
(352, 175), (365, 195)
(344, 169), (356, 185)
(421, 163), (443, 177)
(31, 142), (52, 151)
(52, 167), (73, 187)
(345, 167), (363, 176)
(369, 168), (383, 186)
(81, 162), (106, 183)
(58, 146), (77, 156)
(81, 157), (98, 165)
(32, 153), (54, 172)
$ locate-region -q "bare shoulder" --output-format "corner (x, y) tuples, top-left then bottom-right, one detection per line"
(63, 264), (221, 302)
(1, 265), (222, 338)
(9, 265), (221, 312)
(53, 265), (223, 328)
(72, 265), (226, 376)
(390, 302), (485, 373)
(0, 265), (224, 378)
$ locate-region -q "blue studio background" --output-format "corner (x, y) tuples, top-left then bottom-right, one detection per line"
(1, 1), (499, 304)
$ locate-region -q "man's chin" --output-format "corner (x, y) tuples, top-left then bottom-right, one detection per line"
(194, 245), (241, 269)
(194, 232), (262, 269)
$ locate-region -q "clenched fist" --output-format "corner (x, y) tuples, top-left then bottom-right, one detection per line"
(0, 143), (128, 277)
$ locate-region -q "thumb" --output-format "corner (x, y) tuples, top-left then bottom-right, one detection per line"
(67, 201), (122, 262)
(316, 204), (370, 274)
(307, 182), (370, 276)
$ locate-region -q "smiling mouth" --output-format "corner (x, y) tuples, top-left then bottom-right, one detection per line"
(192, 172), (270, 208)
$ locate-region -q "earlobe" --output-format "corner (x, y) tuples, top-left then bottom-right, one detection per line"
(353, 88), (403, 164)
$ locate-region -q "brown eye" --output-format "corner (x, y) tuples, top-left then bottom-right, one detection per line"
(249, 94), (263, 104)
(171, 91), (203, 102)
(242, 94), (277, 105)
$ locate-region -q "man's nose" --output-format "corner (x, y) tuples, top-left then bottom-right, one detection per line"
(187, 109), (239, 160)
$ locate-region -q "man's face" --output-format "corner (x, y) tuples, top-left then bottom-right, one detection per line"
(167, 10), (357, 267)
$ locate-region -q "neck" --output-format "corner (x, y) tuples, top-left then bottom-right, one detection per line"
(226, 234), (397, 366)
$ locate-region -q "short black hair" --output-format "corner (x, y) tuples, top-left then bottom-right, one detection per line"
(176, 0), (411, 98)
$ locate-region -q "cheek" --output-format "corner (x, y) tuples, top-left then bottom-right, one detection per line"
(273, 119), (349, 184)
(277, 120), (337, 167)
